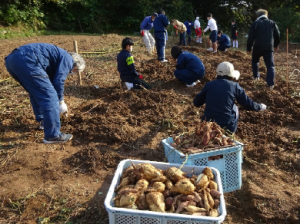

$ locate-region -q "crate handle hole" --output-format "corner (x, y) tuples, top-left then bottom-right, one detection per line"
(208, 155), (223, 161)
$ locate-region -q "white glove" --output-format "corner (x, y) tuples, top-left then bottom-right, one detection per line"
(260, 103), (267, 111)
(189, 23), (191, 26)
(59, 101), (68, 114)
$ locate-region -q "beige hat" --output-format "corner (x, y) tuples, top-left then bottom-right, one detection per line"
(216, 62), (240, 80)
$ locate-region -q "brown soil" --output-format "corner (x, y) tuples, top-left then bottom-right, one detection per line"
(0, 34), (300, 224)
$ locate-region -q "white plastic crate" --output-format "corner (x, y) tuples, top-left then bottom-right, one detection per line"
(104, 159), (226, 224)
(162, 137), (243, 193)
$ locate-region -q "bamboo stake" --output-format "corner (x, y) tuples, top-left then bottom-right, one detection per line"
(287, 29), (289, 94)
(73, 41), (82, 86)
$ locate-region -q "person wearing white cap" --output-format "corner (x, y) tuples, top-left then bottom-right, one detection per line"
(194, 17), (202, 43)
(193, 62), (267, 133)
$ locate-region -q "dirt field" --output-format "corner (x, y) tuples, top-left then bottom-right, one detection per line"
(0, 33), (300, 224)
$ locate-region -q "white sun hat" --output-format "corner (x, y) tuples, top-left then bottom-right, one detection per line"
(216, 62), (240, 80)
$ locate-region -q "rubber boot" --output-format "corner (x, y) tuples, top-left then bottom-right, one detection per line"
(147, 48), (152, 55)
(236, 41), (238, 48)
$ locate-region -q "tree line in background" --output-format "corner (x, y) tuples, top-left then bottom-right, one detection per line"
(0, 0), (299, 41)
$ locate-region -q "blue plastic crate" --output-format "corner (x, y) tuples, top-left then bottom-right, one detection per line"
(162, 137), (243, 193)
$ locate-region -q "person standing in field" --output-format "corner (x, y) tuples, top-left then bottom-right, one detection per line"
(153, 9), (170, 62)
(231, 19), (238, 48)
(194, 17), (202, 43)
(217, 30), (231, 52)
(140, 13), (158, 55)
(171, 19), (187, 46)
(184, 20), (193, 44)
(5, 43), (86, 144)
(203, 13), (218, 53)
(247, 9), (280, 89)
(193, 62), (267, 133)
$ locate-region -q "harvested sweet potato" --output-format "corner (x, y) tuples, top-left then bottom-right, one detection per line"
(120, 192), (139, 206)
(209, 209), (220, 217)
(115, 199), (121, 207)
(120, 166), (134, 180)
(116, 177), (131, 191)
(118, 185), (135, 192)
(192, 212), (207, 216)
(203, 190), (210, 212)
(147, 182), (165, 193)
(202, 131), (211, 145)
(210, 189), (221, 198)
(165, 167), (186, 183)
(209, 180), (218, 190)
(118, 189), (138, 195)
(202, 167), (214, 180)
(163, 189), (171, 198)
(178, 194), (195, 201)
(135, 163), (162, 181)
(151, 175), (167, 183)
(134, 179), (149, 191)
(165, 179), (173, 190)
(165, 197), (173, 210)
(185, 205), (207, 214)
(214, 199), (220, 209)
(196, 174), (209, 188)
(136, 193), (148, 210)
(207, 192), (215, 208)
(170, 143), (177, 148)
(146, 192), (165, 213)
(222, 137), (228, 146)
(193, 192), (204, 207)
(171, 178), (195, 195)
(188, 201), (197, 207)
(175, 201), (189, 213)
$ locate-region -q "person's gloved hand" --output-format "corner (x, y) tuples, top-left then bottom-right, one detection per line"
(260, 103), (267, 111)
(174, 26), (178, 29)
(189, 23), (191, 26)
(59, 101), (68, 114)
(141, 30), (144, 37)
(175, 33), (178, 37)
(138, 75), (144, 79)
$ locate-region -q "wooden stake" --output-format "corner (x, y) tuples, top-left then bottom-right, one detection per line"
(287, 29), (289, 94)
(73, 40), (82, 86)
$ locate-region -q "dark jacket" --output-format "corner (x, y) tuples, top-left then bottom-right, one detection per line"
(218, 34), (231, 48)
(141, 16), (154, 30)
(13, 43), (74, 102)
(231, 23), (238, 36)
(247, 16), (280, 52)
(176, 51), (205, 75)
(153, 14), (169, 33)
(117, 50), (139, 82)
(193, 76), (262, 129)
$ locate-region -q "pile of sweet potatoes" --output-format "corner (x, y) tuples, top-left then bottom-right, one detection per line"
(113, 162), (222, 217)
(170, 121), (236, 154)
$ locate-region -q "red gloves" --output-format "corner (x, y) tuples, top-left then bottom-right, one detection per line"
(138, 75), (144, 79)
(174, 26), (178, 29)
(141, 30), (144, 37)
(175, 33), (178, 37)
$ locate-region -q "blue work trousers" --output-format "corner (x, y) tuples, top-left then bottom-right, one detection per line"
(174, 69), (204, 85)
(179, 32), (187, 46)
(5, 50), (61, 139)
(218, 45), (230, 51)
(187, 31), (191, 43)
(154, 32), (166, 61)
(252, 50), (275, 86)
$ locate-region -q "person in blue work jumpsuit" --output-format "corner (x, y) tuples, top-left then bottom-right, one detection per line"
(153, 9), (170, 63)
(193, 62), (267, 133)
(5, 43), (86, 143)
(117, 37), (150, 90)
(217, 30), (231, 52)
(140, 13), (158, 54)
(171, 46), (205, 87)
(184, 20), (193, 44)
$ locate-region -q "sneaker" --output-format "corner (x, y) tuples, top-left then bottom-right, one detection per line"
(253, 77), (260, 81)
(39, 120), (44, 130)
(196, 80), (201, 84)
(43, 133), (73, 144)
(207, 48), (213, 52)
(269, 85), (274, 90)
(212, 51), (218, 53)
(160, 59), (168, 63)
(186, 82), (197, 87)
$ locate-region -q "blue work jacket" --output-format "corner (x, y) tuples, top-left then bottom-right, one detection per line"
(184, 21), (193, 33)
(117, 50), (139, 82)
(16, 43), (73, 102)
(153, 14), (169, 32)
(193, 76), (262, 128)
(141, 16), (154, 30)
(218, 34), (231, 47)
(176, 51), (205, 75)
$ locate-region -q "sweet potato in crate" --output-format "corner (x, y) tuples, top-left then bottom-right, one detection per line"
(162, 122), (244, 193)
(104, 159), (227, 224)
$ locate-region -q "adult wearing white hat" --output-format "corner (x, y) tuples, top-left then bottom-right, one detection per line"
(193, 62), (267, 133)
(194, 16), (202, 43)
